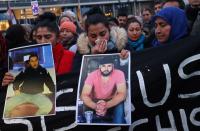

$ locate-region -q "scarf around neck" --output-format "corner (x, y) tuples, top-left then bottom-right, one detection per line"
(128, 34), (145, 51)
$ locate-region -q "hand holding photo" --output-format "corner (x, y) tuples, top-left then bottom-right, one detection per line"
(3, 44), (56, 119)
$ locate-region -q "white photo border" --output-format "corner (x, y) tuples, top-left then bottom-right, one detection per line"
(75, 53), (131, 126)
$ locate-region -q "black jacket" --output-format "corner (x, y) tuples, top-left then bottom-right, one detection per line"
(13, 65), (55, 94)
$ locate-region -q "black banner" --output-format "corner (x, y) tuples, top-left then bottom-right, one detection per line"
(0, 36), (200, 131)
(130, 36), (200, 131)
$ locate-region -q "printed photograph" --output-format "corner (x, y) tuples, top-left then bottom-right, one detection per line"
(76, 53), (131, 125)
(3, 43), (56, 119)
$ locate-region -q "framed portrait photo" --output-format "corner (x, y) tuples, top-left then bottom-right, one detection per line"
(76, 53), (131, 126)
(3, 43), (56, 119)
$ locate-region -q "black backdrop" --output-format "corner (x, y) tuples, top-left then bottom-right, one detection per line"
(0, 36), (200, 131)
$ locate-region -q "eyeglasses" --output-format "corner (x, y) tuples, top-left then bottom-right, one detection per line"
(36, 34), (52, 40)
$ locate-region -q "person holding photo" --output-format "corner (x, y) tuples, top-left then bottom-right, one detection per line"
(77, 13), (127, 54)
(81, 58), (127, 123)
(2, 20), (75, 87)
(4, 54), (55, 118)
(34, 20), (75, 75)
(73, 12), (128, 73)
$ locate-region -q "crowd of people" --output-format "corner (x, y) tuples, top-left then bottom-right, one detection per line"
(0, 0), (199, 118)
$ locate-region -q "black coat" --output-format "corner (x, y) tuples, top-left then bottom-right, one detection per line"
(13, 65), (55, 94)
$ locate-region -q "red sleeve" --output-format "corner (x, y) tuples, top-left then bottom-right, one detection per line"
(57, 50), (75, 75)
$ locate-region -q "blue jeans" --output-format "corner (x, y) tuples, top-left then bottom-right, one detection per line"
(113, 102), (125, 123)
(84, 101), (126, 124)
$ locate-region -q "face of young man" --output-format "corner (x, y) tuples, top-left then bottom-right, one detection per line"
(99, 63), (113, 77)
(154, 3), (162, 13)
(142, 10), (152, 23)
(29, 56), (39, 69)
(117, 16), (128, 27)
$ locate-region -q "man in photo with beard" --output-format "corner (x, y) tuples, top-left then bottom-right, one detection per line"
(81, 58), (127, 123)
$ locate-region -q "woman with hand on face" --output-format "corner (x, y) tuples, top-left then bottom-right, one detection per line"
(77, 13), (127, 55)
(73, 13), (128, 73)
(152, 7), (189, 47)
(126, 18), (146, 52)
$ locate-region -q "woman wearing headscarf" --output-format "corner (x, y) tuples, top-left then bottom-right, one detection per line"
(152, 7), (189, 47)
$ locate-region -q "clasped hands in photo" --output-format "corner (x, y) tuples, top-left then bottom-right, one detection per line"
(95, 100), (107, 116)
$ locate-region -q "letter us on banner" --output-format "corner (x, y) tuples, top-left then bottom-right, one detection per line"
(130, 36), (200, 131)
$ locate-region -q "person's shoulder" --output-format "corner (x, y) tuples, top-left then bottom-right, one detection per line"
(69, 44), (77, 53)
(114, 69), (124, 75)
(110, 26), (127, 50)
(24, 67), (31, 72)
(17, 70), (25, 75)
(62, 50), (75, 64)
(38, 65), (48, 73)
(63, 50), (75, 57)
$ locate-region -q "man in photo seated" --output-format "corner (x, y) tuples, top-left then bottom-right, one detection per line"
(4, 53), (55, 118)
(81, 58), (127, 123)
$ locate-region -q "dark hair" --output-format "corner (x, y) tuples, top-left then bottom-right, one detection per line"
(154, 0), (163, 5)
(85, 14), (109, 33)
(99, 57), (114, 65)
(36, 12), (57, 24)
(35, 20), (59, 37)
(5, 24), (28, 49)
(163, 0), (185, 9)
(0, 32), (7, 63)
(117, 7), (128, 17)
(126, 18), (142, 30)
(29, 53), (38, 60)
(85, 7), (104, 17)
(142, 8), (153, 15)
(29, 26), (36, 41)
